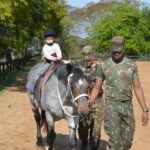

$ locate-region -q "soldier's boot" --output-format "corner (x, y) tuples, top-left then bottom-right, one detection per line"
(80, 140), (88, 150)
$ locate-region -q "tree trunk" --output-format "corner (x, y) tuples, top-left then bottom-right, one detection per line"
(5, 52), (12, 62)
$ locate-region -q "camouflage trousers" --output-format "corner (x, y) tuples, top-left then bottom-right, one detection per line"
(104, 100), (135, 150)
(78, 94), (104, 148)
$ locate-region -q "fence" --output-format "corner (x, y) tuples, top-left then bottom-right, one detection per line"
(0, 54), (149, 83)
(126, 55), (150, 61)
(0, 57), (27, 83)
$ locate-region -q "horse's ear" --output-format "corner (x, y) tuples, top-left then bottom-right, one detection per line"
(66, 63), (73, 74)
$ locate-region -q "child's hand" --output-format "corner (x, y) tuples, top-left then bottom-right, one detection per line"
(41, 57), (46, 62)
(51, 52), (57, 57)
(56, 56), (61, 60)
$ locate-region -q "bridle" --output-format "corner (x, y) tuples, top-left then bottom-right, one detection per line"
(68, 73), (89, 104)
(56, 73), (89, 118)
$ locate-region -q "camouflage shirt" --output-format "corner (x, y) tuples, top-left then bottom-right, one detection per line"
(71, 59), (102, 92)
(96, 57), (139, 101)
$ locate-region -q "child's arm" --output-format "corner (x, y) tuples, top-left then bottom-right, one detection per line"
(43, 45), (57, 61)
(55, 44), (62, 60)
(41, 56), (46, 62)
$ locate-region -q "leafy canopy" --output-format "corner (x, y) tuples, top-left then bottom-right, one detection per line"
(91, 2), (150, 55)
(0, 0), (66, 58)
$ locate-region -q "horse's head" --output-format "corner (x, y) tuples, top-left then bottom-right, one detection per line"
(68, 66), (89, 117)
(56, 62), (90, 117)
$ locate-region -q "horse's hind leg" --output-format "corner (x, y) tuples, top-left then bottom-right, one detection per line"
(45, 111), (56, 150)
(32, 108), (43, 146)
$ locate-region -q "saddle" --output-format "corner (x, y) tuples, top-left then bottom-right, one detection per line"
(39, 62), (56, 96)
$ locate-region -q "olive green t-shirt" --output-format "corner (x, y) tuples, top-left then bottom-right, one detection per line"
(96, 57), (139, 101)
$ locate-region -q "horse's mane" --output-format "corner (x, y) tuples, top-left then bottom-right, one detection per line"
(72, 67), (87, 83)
(56, 62), (73, 82)
(56, 62), (87, 84)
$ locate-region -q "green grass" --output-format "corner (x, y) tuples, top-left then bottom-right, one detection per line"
(0, 69), (23, 94)
(0, 58), (39, 94)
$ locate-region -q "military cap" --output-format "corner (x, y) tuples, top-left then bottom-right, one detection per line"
(82, 45), (94, 55)
(111, 36), (125, 52)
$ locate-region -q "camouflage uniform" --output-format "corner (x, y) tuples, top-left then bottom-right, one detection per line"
(95, 36), (139, 150)
(71, 56), (104, 149)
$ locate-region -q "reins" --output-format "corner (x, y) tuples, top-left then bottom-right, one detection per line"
(56, 73), (89, 118)
(67, 73), (89, 103)
(56, 75), (77, 117)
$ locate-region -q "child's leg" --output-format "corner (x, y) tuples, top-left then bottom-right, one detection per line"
(35, 63), (51, 79)
(26, 63), (51, 93)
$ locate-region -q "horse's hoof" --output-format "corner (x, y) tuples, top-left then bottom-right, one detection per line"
(44, 146), (54, 150)
(36, 140), (43, 147)
(44, 146), (49, 150)
(71, 149), (77, 150)
(71, 145), (77, 150)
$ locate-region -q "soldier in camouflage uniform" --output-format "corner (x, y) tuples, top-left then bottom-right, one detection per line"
(89, 36), (149, 150)
(70, 45), (104, 150)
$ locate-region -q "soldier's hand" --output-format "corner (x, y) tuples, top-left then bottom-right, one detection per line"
(89, 100), (97, 110)
(142, 112), (149, 126)
(88, 100), (96, 107)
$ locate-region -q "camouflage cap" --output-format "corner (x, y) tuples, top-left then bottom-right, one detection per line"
(82, 45), (94, 55)
(111, 36), (125, 52)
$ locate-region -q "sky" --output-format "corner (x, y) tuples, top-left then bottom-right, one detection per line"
(66, 0), (150, 8)
(66, 0), (100, 8)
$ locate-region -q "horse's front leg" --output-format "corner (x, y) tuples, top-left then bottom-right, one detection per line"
(67, 116), (80, 150)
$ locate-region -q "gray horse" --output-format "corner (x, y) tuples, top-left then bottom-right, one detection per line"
(27, 62), (89, 150)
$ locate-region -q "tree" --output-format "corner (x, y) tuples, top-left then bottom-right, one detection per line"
(59, 17), (82, 58)
(0, 0), (66, 60)
(91, 2), (150, 55)
(0, 0), (14, 60)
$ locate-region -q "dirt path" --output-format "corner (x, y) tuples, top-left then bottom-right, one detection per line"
(0, 62), (150, 150)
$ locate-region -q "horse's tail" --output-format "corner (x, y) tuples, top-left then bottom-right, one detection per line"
(40, 109), (48, 133)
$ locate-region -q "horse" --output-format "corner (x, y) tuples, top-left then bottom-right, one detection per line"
(27, 61), (90, 150)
